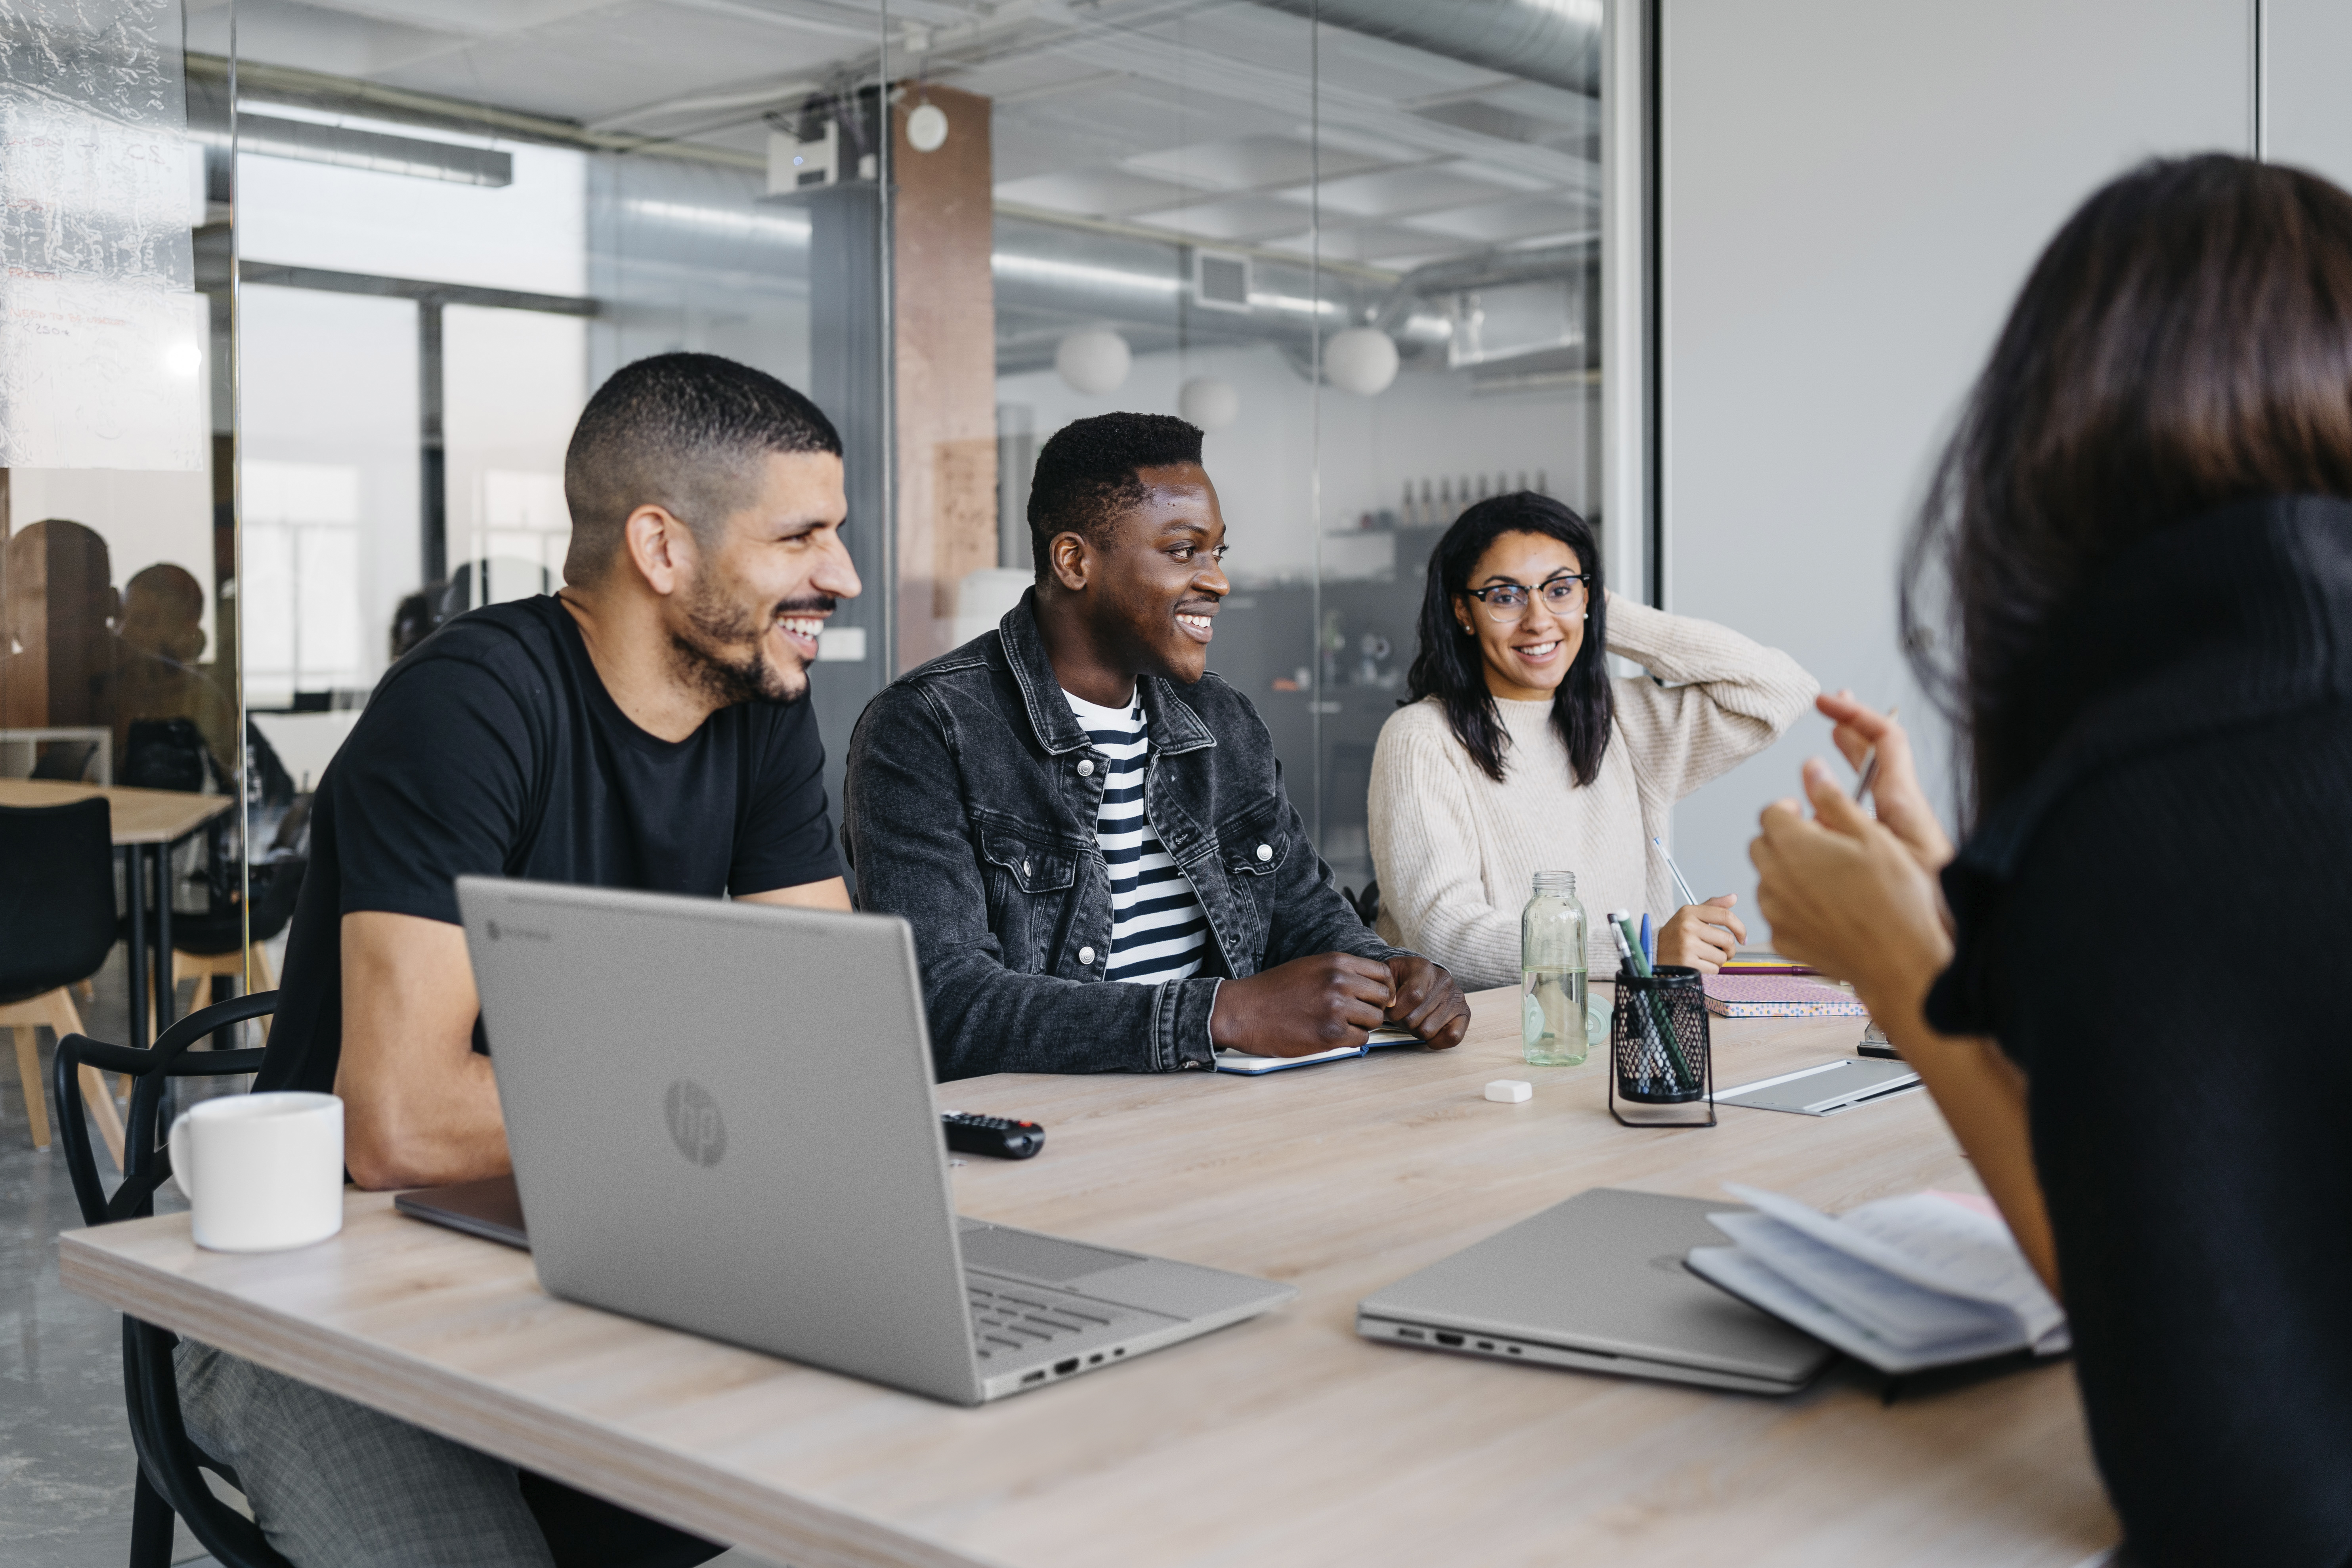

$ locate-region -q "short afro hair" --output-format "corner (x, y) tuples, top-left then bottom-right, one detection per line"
(1026, 412), (1204, 576)
(563, 353), (841, 586)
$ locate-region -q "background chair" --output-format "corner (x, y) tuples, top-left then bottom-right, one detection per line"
(1, 798), (127, 1163)
(130, 856), (305, 1043)
(56, 992), (292, 1568)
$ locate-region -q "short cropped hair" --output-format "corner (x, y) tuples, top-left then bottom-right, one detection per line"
(562, 353), (841, 586)
(1026, 412), (1203, 575)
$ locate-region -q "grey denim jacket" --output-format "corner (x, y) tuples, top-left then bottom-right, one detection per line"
(842, 590), (1402, 1080)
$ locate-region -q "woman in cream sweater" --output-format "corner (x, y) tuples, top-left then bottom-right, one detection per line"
(1369, 493), (1816, 989)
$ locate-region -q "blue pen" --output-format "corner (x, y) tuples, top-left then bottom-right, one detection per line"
(1639, 912), (1653, 968)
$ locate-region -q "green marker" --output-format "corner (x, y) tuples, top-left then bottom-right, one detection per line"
(1610, 911), (1696, 1093)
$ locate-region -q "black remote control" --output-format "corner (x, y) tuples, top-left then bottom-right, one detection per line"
(940, 1111), (1045, 1159)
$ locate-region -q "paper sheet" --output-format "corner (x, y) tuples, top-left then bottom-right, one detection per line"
(1723, 1184), (2068, 1353)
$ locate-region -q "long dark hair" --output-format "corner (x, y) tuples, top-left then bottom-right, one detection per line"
(1904, 154), (2352, 824)
(1406, 492), (1613, 786)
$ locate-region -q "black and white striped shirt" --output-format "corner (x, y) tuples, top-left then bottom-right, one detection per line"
(1064, 690), (1208, 985)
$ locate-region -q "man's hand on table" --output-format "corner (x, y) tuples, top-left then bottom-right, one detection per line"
(1383, 955), (1469, 1049)
(1209, 952), (1468, 1056)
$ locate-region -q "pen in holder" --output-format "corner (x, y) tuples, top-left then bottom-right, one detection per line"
(1608, 964), (1715, 1128)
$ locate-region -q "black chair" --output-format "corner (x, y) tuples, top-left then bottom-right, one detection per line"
(121, 717), (221, 796)
(55, 992), (294, 1568)
(122, 856), (306, 1035)
(2, 798), (122, 1155)
(1342, 877), (1381, 929)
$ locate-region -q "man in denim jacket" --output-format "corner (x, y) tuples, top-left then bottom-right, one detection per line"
(845, 413), (1469, 1077)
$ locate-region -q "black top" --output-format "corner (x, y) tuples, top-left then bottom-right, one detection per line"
(258, 596), (840, 1095)
(1927, 497), (2352, 1568)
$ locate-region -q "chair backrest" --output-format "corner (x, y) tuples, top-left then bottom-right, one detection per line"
(54, 994), (292, 1568)
(0, 798), (116, 1002)
(247, 856), (308, 944)
(122, 716), (216, 794)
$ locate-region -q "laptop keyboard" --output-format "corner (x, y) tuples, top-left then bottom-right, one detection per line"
(966, 1278), (1136, 1360)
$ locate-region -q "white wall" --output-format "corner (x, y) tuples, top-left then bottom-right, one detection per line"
(2266, 0), (2352, 185)
(1659, 0), (2253, 930)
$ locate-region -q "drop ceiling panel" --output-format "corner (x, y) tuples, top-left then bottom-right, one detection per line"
(192, 0), (471, 79)
(372, 0), (854, 122)
(1259, 220), (1456, 270)
(1127, 193), (1317, 243)
(1308, 19), (1516, 102)
(1402, 197), (1590, 245)
(994, 167), (1198, 217)
(1311, 161), (1520, 220)
(1123, 134), (1382, 193)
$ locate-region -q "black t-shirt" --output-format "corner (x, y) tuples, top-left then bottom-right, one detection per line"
(258, 595), (839, 1094)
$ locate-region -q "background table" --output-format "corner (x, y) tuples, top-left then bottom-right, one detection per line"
(61, 987), (2121, 1567)
(0, 777), (237, 1049)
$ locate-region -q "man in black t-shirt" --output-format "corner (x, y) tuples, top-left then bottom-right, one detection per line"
(181, 354), (861, 1568)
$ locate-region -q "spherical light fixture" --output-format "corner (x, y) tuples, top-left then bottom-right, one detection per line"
(906, 102), (949, 153)
(1055, 327), (1132, 397)
(1324, 326), (1400, 397)
(1178, 376), (1239, 431)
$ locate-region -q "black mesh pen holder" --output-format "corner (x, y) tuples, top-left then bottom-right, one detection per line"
(1609, 965), (1716, 1128)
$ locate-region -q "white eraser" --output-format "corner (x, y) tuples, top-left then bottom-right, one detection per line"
(1485, 1079), (1533, 1103)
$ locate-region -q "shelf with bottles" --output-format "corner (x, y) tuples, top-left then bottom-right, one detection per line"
(1344, 468), (1555, 535)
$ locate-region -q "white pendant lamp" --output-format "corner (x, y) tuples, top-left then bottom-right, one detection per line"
(1178, 376), (1239, 431)
(1324, 326), (1400, 396)
(1056, 327), (1132, 397)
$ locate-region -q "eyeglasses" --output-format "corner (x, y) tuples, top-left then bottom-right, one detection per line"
(1461, 573), (1590, 623)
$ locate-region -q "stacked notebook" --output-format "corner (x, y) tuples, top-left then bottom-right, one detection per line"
(1701, 974), (1869, 1018)
(1686, 1184), (2069, 1373)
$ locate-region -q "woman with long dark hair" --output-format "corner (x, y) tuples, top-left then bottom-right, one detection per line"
(1752, 154), (2352, 1566)
(1368, 492), (1814, 987)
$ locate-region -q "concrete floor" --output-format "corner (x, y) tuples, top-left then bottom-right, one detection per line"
(2, 947), (774, 1568)
(2, 947), (220, 1566)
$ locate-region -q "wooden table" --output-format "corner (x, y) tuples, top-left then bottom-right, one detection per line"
(0, 777), (237, 1049)
(59, 989), (2120, 1567)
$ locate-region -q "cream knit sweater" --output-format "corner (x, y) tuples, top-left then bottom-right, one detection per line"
(1369, 596), (1817, 988)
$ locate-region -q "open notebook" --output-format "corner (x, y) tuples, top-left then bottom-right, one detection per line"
(1214, 1027), (1423, 1075)
(1685, 1184), (2069, 1374)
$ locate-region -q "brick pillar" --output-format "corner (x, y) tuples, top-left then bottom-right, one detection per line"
(891, 84), (997, 668)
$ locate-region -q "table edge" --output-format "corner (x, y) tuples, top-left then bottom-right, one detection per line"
(58, 1224), (1008, 1568)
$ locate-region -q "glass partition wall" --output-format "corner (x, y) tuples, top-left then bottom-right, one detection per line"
(926, 2), (1606, 890)
(4, 0), (1606, 1005)
(2, 0), (238, 1051)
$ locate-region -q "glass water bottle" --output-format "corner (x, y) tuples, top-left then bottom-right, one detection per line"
(1521, 870), (1590, 1066)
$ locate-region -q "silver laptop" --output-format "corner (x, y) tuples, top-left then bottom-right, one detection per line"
(456, 877), (1294, 1405)
(1356, 1188), (1834, 1394)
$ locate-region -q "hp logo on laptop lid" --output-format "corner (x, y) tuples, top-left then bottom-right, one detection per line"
(665, 1081), (727, 1167)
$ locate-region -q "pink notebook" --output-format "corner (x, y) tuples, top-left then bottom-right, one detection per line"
(1702, 974), (1869, 1018)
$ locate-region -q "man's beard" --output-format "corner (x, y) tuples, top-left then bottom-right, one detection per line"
(667, 581), (834, 708)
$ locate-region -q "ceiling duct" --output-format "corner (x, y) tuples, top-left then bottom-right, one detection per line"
(1245, 0), (1603, 97)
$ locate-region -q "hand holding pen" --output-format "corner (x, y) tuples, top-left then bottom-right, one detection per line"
(1814, 692), (1954, 875)
(1649, 836), (1747, 973)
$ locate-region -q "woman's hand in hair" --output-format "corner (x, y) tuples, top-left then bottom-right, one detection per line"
(1817, 691), (1955, 873)
(1750, 760), (1952, 1013)
(1657, 896), (1746, 973)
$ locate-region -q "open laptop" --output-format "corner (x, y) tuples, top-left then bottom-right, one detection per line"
(450, 877), (1294, 1405)
(1356, 1188), (1835, 1394)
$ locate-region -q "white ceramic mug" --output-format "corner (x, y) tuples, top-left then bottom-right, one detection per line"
(167, 1092), (345, 1253)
